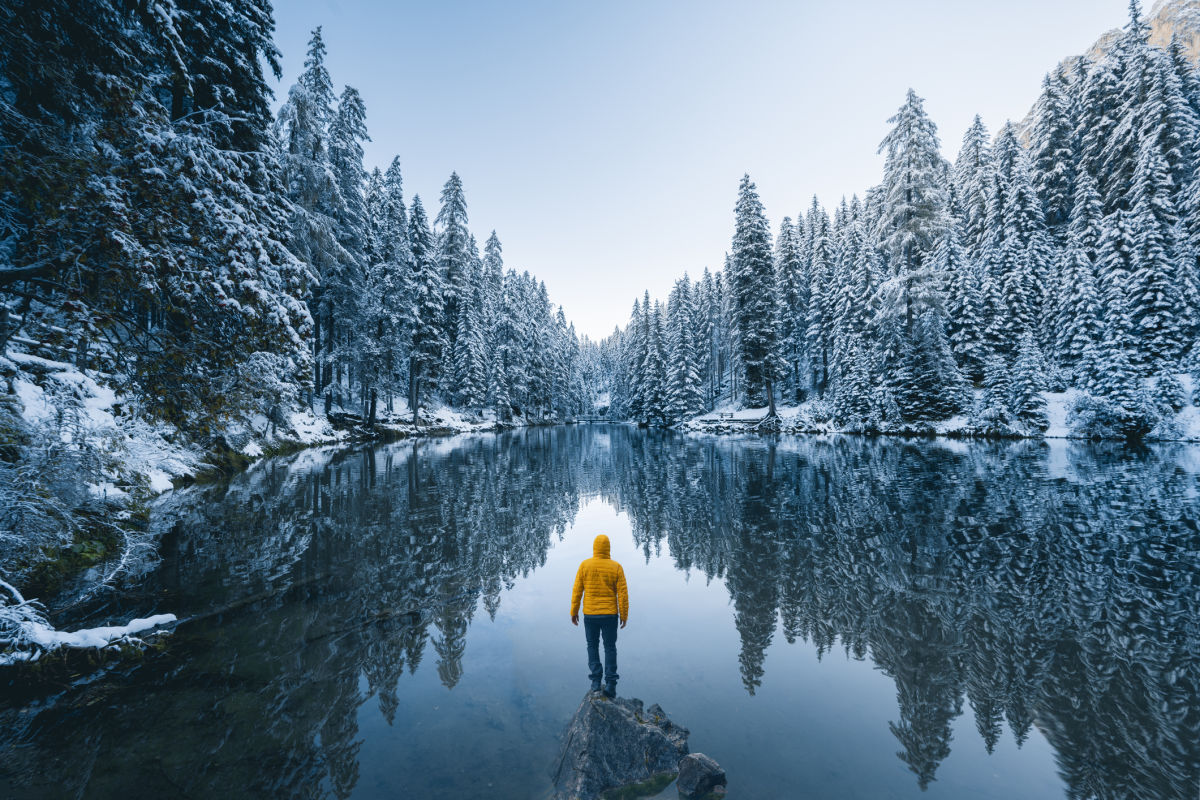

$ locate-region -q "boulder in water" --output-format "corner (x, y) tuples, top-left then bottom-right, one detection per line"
(675, 752), (727, 798)
(552, 694), (689, 800)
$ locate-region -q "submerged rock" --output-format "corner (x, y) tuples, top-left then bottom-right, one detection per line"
(552, 694), (690, 800)
(676, 753), (727, 798)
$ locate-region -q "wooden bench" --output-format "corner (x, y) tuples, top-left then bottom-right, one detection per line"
(717, 412), (735, 420)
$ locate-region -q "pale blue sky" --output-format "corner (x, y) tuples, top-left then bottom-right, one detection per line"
(272, 0), (1133, 339)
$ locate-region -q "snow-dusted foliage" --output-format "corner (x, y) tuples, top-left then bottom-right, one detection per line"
(603, 3), (1200, 439)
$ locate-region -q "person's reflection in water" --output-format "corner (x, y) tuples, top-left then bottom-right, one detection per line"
(570, 534), (629, 698)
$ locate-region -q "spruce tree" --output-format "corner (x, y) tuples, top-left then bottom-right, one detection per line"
(405, 196), (446, 423)
(1127, 138), (1186, 372)
(1032, 67), (1077, 238)
(954, 115), (993, 257)
(730, 175), (780, 411)
(436, 172), (472, 377)
(1010, 333), (1049, 431)
(775, 217), (807, 400)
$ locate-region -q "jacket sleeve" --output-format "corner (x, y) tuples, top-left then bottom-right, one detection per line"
(616, 564), (629, 622)
(570, 562), (585, 616)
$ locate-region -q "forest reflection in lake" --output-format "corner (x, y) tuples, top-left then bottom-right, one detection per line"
(2, 426), (1199, 799)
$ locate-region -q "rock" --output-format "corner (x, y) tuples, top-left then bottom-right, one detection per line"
(552, 694), (689, 800)
(676, 753), (727, 799)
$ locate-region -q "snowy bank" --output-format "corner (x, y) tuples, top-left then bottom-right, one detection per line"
(683, 384), (1200, 443)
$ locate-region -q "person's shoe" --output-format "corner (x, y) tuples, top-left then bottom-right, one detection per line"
(590, 681), (602, 694)
(602, 683), (617, 698)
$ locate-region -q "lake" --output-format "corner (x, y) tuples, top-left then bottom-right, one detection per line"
(2, 425), (1199, 799)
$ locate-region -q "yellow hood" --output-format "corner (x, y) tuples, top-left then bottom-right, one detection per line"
(593, 534), (610, 559)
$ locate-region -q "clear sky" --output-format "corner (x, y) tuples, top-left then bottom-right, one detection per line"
(271, 0), (1134, 340)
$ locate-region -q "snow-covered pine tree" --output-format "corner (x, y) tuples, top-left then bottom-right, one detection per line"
(358, 165), (410, 422)
(436, 172), (472, 379)
(1031, 67), (1077, 239)
(1093, 210), (1144, 418)
(275, 28), (347, 404)
(327, 84), (371, 407)
(1051, 232), (1104, 382)
(731, 175), (780, 412)
(953, 115), (993, 257)
(1127, 138), (1186, 372)
(1075, 54), (1124, 210)
(482, 232), (508, 415)
(979, 352), (1012, 427)
(453, 235), (487, 409)
(666, 277), (705, 423)
(873, 89), (962, 420)
(1102, 1), (1153, 212)
(834, 335), (874, 427)
(876, 89), (948, 278)
(405, 196), (446, 423)
(805, 200), (833, 395)
(775, 217), (808, 401)
(1010, 332), (1049, 431)
(938, 215), (985, 382)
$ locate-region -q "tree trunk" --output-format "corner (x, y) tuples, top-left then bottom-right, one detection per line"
(765, 376), (777, 418)
(409, 364), (420, 426)
(368, 388), (378, 428)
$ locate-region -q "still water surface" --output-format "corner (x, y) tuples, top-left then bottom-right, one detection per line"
(3, 426), (1200, 799)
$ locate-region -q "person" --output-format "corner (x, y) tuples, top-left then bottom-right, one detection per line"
(570, 534), (629, 698)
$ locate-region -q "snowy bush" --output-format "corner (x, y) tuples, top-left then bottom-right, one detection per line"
(805, 398), (836, 426)
(1150, 371), (1187, 414)
(1067, 393), (1157, 440)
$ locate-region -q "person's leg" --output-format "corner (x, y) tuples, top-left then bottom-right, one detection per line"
(584, 616), (602, 691)
(601, 616), (618, 694)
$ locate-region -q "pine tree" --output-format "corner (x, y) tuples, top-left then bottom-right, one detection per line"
(453, 236), (487, 409)
(876, 89), (948, 277)
(730, 175), (780, 411)
(666, 277), (705, 423)
(834, 335), (874, 426)
(775, 217), (807, 400)
(954, 115), (993, 257)
(1032, 67), (1077, 238)
(1010, 333), (1049, 430)
(980, 352), (1012, 425)
(405, 196), (446, 423)
(938, 218), (985, 382)
(275, 28), (347, 403)
(806, 202), (834, 395)
(1051, 233), (1103, 381)
(437, 172), (472, 377)
(639, 301), (668, 424)
(326, 84), (371, 406)
(1127, 138), (1186, 372)
(1094, 212), (1143, 416)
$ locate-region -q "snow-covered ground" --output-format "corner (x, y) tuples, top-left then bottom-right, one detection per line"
(685, 381), (1200, 443)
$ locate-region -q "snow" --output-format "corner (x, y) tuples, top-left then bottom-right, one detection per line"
(145, 469), (175, 493)
(1043, 390), (1078, 439)
(0, 577), (176, 665)
(683, 384), (1200, 444)
(287, 409), (336, 445)
(20, 614), (177, 652)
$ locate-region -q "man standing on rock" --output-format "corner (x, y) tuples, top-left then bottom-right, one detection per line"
(570, 534), (629, 698)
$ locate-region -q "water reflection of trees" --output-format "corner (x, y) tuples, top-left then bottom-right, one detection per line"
(613, 433), (1200, 799)
(0, 429), (589, 799)
(2, 428), (1198, 799)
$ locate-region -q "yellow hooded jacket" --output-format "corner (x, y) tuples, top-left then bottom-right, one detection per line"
(570, 534), (629, 621)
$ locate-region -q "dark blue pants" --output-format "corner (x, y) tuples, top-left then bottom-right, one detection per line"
(584, 614), (619, 687)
